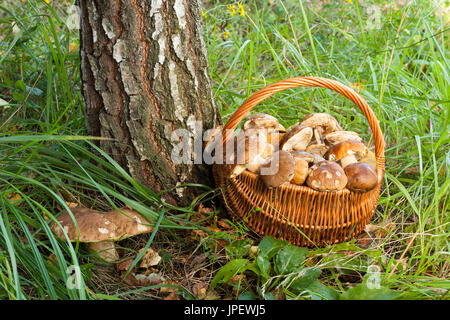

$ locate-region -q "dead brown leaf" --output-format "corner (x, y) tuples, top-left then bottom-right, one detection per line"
(139, 247), (162, 269)
(116, 258), (134, 271)
(192, 282), (208, 299)
(163, 292), (180, 300)
(160, 280), (179, 293)
(218, 219), (231, 229)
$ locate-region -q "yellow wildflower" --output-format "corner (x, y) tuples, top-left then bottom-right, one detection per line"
(345, 0), (352, 3)
(223, 30), (230, 40)
(238, 2), (245, 16)
(68, 42), (78, 54)
(201, 10), (208, 19)
(44, 0), (50, 3)
(227, 5), (236, 16)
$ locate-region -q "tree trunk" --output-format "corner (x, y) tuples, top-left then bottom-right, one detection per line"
(79, 0), (221, 206)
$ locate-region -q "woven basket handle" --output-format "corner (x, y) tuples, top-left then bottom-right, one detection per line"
(221, 77), (385, 183)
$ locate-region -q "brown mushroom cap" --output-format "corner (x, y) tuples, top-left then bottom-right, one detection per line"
(306, 160), (347, 191)
(279, 125), (313, 152)
(49, 207), (154, 242)
(344, 163), (378, 192)
(324, 130), (362, 145)
(243, 113), (279, 131)
(260, 150), (296, 188)
(300, 113), (343, 134)
(324, 140), (368, 162)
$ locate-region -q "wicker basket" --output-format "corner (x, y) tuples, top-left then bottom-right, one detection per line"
(213, 77), (385, 247)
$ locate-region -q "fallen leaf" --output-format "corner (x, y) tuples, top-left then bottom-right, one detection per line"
(356, 232), (373, 248)
(121, 272), (140, 286)
(218, 219), (231, 229)
(163, 292), (180, 300)
(205, 290), (220, 300)
(192, 282), (208, 299)
(375, 219), (395, 239)
(160, 280), (179, 293)
(139, 247), (162, 269)
(116, 258), (134, 271)
(364, 224), (379, 233)
(6, 193), (22, 202)
(191, 229), (207, 238)
(134, 273), (165, 286)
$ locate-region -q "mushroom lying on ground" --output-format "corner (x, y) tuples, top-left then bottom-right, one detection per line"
(300, 113), (343, 145)
(324, 140), (368, 168)
(344, 162), (378, 192)
(49, 207), (154, 263)
(291, 151), (314, 185)
(324, 130), (362, 145)
(306, 160), (347, 191)
(259, 150), (296, 188)
(279, 125), (313, 152)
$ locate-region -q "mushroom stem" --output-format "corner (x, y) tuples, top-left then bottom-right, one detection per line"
(340, 154), (358, 168)
(313, 128), (323, 145)
(89, 241), (119, 263)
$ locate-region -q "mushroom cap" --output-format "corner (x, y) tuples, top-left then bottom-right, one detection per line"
(279, 125), (313, 152)
(300, 113), (343, 135)
(324, 140), (368, 161)
(344, 162), (378, 192)
(260, 150), (296, 188)
(305, 143), (329, 156)
(50, 207), (154, 242)
(243, 113), (279, 131)
(325, 130), (362, 145)
(306, 160), (347, 191)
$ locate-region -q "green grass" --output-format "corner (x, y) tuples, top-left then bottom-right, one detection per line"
(0, 0), (449, 300)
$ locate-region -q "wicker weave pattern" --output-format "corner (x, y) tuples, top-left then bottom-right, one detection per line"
(214, 77), (385, 247)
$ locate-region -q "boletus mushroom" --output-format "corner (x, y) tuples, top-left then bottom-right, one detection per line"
(344, 162), (378, 192)
(290, 151), (314, 185)
(49, 207), (154, 263)
(300, 113), (343, 144)
(306, 160), (347, 191)
(279, 125), (313, 152)
(221, 134), (274, 177)
(243, 113), (286, 148)
(259, 150), (296, 188)
(324, 140), (368, 168)
(324, 130), (362, 146)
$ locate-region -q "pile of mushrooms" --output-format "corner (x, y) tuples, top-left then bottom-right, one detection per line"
(222, 112), (378, 193)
